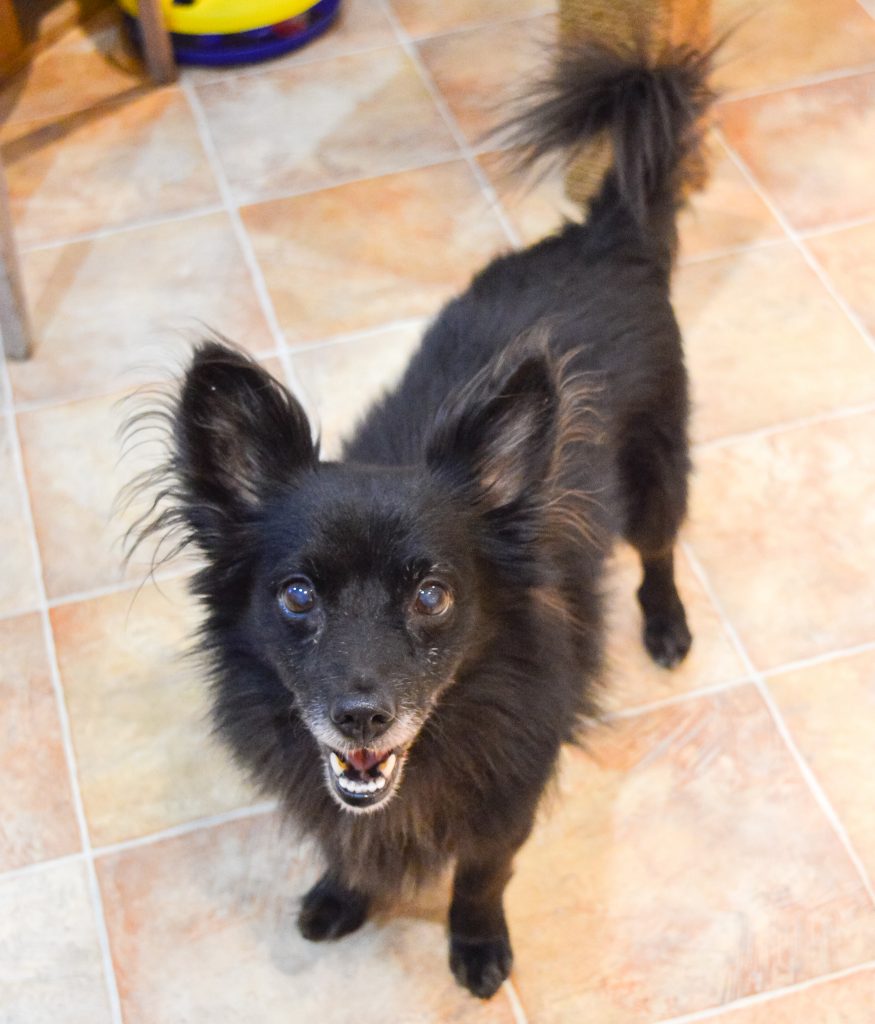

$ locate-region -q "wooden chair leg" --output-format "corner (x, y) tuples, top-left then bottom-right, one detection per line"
(0, 159), (32, 361)
(138, 0), (177, 85)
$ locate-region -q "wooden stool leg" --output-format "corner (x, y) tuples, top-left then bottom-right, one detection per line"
(0, 159), (32, 361)
(138, 0), (177, 85)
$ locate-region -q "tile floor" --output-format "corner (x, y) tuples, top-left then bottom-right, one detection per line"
(1, 1), (875, 1021)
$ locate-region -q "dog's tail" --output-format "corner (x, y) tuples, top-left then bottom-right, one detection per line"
(498, 41), (715, 236)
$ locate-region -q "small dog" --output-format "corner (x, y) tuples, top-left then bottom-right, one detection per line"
(129, 43), (713, 998)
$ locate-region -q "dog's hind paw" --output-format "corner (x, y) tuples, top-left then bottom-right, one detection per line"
(297, 876), (369, 942)
(643, 611), (693, 668)
(450, 936), (513, 999)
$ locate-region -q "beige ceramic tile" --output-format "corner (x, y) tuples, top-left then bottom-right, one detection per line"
(392, 0), (555, 38)
(418, 15), (556, 145)
(769, 649), (875, 882)
(195, 46), (456, 203)
(674, 244), (875, 443)
(0, 7), (144, 127)
(183, 0), (397, 84)
(0, 614), (79, 872)
(601, 545), (746, 712)
(712, 0), (875, 95)
(677, 139), (783, 259)
(688, 411), (875, 671)
(703, 968), (875, 1023)
(291, 322), (423, 458)
(1, 87), (219, 247)
(243, 162), (509, 343)
(476, 150), (576, 246)
(0, 860), (113, 1024)
(0, 420), (40, 616)
(510, 687), (875, 1022)
(807, 219), (875, 337)
(97, 813), (516, 1024)
(52, 579), (256, 846)
(9, 212), (273, 406)
(17, 388), (189, 599)
(720, 74), (875, 231)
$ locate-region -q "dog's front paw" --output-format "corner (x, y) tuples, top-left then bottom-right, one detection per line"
(298, 877), (369, 942)
(450, 935), (513, 999)
(643, 610), (692, 668)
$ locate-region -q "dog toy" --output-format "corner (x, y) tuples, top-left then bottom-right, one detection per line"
(117, 0), (342, 67)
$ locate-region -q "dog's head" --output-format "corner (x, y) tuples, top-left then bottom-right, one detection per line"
(131, 340), (573, 813)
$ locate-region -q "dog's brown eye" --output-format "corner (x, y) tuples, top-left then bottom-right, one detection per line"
(279, 578), (316, 617)
(414, 580), (452, 617)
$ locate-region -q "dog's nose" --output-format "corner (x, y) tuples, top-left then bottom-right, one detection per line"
(330, 692), (394, 744)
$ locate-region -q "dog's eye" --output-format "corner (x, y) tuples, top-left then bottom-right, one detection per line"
(278, 578), (317, 617)
(413, 580), (453, 617)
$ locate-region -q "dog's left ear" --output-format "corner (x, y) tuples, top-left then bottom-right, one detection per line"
(425, 352), (559, 511)
(173, 341), (316, 542)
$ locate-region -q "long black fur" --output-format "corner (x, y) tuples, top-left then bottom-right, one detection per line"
(125, 42), (714, 999)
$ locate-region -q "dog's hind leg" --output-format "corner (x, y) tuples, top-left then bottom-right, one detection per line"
(619, 410), (693, 668)
(297, 873), (370, 942)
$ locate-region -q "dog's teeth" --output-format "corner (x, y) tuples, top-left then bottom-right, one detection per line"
(379, 753), (397, 777)
(375, 776), (386, 790)
(329, 751), (347, 777)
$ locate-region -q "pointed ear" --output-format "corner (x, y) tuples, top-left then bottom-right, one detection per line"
(425, 353), (559, 511)
(175, 342), (316, 528)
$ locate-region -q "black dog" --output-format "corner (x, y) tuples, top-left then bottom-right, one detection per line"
(129, 43), (713, 999)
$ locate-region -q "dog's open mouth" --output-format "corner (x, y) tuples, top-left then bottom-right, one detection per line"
(325, 746), (402, 810)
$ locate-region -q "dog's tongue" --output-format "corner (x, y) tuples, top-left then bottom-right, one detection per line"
(347, 748), (387, 773)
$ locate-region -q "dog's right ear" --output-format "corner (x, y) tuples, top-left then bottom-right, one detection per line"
(425, 350), (560, 513)
(174, 342), (316, 537)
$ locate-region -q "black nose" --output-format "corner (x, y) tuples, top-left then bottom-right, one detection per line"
(330, 692), (394, 744)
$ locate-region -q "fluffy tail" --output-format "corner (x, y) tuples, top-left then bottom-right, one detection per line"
(498, 42), (715, 231)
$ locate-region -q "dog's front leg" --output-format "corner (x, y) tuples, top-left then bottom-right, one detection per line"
(449, 850), (516, 999)
(298, 872), (370, 942)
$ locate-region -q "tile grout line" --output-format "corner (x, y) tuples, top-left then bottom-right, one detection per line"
(714, 126), (875, 359)
(178, 79), (306, 400)
(681, 540), (875, 908)
(0, 357), (124, 1023)
(798, 209), (875, 240)
(0, 850), (85, 886)
(692, 399), (875, 453)
(92, 801), (279, 860)
(9, 341), (285, 417)
(678, 235), (785, 266)
(0, 801), (279, 887)
(19, 202), (227, 255)
(717, 57), (875, 105)
(46, 563), (195, 611)
(760, 639), (875, 679)
(379, 0), (524, 250)
(653, 957), (875, 1024)
(600, 675), (753, 723)
(402, 8), (556, 45)
(183, 38), (404, 90)
(181, 10), (552, 89)
(504, 977), (531, 1024)
(282, 315), (429, 357)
